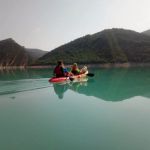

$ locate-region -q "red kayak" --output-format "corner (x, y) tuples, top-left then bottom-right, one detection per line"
(49, 71), (88, 83)
(49, 76), (70, 83)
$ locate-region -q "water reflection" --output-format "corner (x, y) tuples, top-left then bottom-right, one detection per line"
(52, 68), (150, 102)
(53, 83), (68, 99)
(53, 78), (88, 99)
(1, 68), (150, 102)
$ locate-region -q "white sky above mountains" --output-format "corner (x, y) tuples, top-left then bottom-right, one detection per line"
(0, 0), (150, 51)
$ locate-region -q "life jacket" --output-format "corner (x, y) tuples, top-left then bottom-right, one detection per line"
(71, 66), (80, 75)
(54, 66), (64, 77)
(71, 66), (77, 71)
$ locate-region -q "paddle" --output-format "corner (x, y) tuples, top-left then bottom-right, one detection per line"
(86, 73), (94, 77)
(69, 76), (74, 81)
(69, 73), (94, 81)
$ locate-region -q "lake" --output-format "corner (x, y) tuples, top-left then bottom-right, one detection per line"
(0, 67), (150, 150)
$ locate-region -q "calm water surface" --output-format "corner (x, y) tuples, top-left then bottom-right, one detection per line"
(0, 67), (150, 150)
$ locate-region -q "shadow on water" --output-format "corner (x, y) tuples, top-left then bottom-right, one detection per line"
(52, 67), (150, 102)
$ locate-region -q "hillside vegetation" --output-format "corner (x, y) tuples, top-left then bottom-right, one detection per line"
(142, 29), (150, 36)
(0, 38), (29, 67)
(0, 39), (47, 68)
(1, 28), (150, 68)
(37, 28), (150, 65)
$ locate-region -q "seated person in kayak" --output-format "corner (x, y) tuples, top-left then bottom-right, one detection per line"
(54, 60), (69, 77)
(71, 63), (80, 75)
(80, 66), (88, 74)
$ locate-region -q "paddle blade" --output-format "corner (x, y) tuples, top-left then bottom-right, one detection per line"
(69, 77), (74, 81)
(87, 73), (94, 77)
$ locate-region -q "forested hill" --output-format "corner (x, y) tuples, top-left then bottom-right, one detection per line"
(37, 28), (150, 65)
(0, 38), (47, 68)
(142, 29), (150, 36)
(0, 38), (29, 67)
(25, 48), (47, 61)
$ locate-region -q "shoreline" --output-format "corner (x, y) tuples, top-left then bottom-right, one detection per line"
(1, 63), (150, 70)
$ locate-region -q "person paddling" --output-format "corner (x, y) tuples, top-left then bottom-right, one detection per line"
(54, 60), (66, 77)
(54, 60), (72, 77)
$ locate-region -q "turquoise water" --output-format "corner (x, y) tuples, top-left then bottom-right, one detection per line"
(0, 68), (150, 150)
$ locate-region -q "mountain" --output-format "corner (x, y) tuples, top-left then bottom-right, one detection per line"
(37, 28), (150, 65)
(0, 38), (30, 68)
(25, 48), (47, 62)
(0, 38), (47, 68)
(141, 29), (150, 36)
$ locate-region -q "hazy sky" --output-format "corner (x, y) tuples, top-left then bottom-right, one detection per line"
(0, 0), (150, 51)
